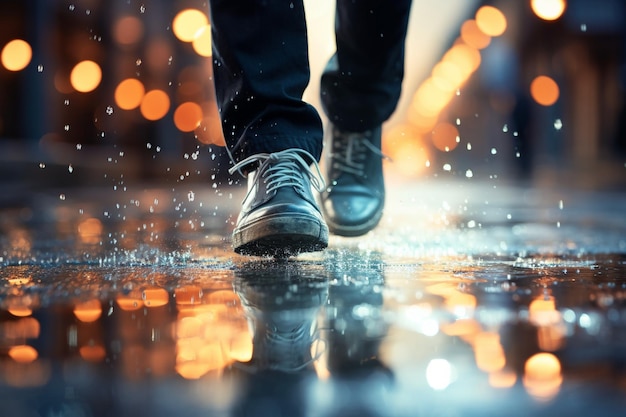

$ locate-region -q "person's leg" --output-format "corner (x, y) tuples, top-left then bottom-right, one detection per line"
(320, 0), (413, 237)
(210, 0), (323, 163)
(209, 0), (328, 256)
(320, 0), (413, 132)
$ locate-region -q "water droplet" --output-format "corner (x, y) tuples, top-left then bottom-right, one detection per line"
(85, 9), (91, 15)
(64, 125), (70, 131)
(443, 163), (452, 171)
(69, 4), (75, 11)
(68, 164), (73, 173)
(466, 143), (472, 151)
(491, 148), (497, 155)
(37, 65), (44, 72)
(64, 99), (70, 106)
(581, 23), (587, 32)
(188, 191), (195, 202)
(76, 144), (82, 150)
(136, 59), (142, 66)
(106, 106), (114, 115)
(59, 194), (66, 201)
(465, 169), (473, 178)
(554, 119), (563, 130)
(39, 162), (46, 169)
(140, 4), (146, 13)
(502, 124), (508, 133)
(559, 200), (564, 210)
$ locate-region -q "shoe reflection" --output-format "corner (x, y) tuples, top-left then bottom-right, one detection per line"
(229, 260), (329, 417)
(229, 251), (392, 417)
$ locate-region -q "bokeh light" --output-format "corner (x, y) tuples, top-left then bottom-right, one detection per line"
(474, 332), (506, 373)
(70, 60), (102, 93)
(383, 124), (431, 177)
(8, 345), (38, 363)
(432, 122), (460, 152)
(143, 287), (169, 308)
(173, 9), (209, 42)
(78, 217), (103, 244)
(174, 102), (203, 132)
(73, 299), (103, 323)
(1, 39), (32, 71)
(80, 345), (107, 362)
(523, 352), (563, 401)
(113, 16), (145, 45)
(531, 0), (567, 21)
(530, 75), (560, 106)
(460, 20), (491, 50)
(475, 6), (507, 37)
(115, 78), (145, 110)
(192, 25), (212, 57)
(140, 89), (170, 121)
(411, 79), (455, 118)
(442, 43), (481, 82)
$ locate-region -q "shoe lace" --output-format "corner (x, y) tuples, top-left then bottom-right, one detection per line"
(229, 149), (325, 194)
(330, 130), (390, 178)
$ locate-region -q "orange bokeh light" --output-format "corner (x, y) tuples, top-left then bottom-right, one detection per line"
(113, 16), (144, 45)
(74, 299), (102, 323)
(78, 217), (103, 244)
(143, 287), (169, 308)
(432, 122), (460, 152)
(9, 345), (38, 363)
(140, 89), (170, 120)
(530, 75), (560, 106)
(476, 6), (507, 37)
(192, 25), (212, 57)
(531, 0), (567, 21)
(443, 43), (481, 76)
(474, 332), (506, 373)
(70, 60), (102, 93)
(1, 39), (32, 71)
(80, 345), (107, 362)
(382, 124), (430, 178)
(523, 352), (563, 400)
(173, 9), (209, 42)
(174, 102), (203, 132)
(460, 19), (492, 50)
(115, 78), (145, 110)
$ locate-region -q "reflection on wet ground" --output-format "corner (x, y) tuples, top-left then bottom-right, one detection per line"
(0, 179), (625, 416)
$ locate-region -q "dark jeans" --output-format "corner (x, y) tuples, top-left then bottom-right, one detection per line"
(209, 0), (413, 163)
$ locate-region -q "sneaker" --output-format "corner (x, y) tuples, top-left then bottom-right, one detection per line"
(229, 149), (329, 257)
(321, 125), (387, 236)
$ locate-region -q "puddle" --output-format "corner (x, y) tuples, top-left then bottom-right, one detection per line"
(0, 181), (625, 416)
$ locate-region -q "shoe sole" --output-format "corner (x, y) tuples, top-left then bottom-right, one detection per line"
(233, 213), (329, 257)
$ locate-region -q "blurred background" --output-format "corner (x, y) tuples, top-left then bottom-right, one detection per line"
(0, 0), (625, 193)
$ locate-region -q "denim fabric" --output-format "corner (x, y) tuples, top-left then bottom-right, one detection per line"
(210, 0), (412, 163)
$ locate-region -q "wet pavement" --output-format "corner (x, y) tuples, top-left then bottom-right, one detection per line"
(1, 176), (626, 417)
